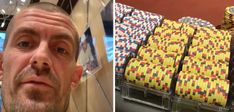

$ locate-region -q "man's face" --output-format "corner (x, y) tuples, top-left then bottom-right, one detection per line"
(1, 8), (82, 112)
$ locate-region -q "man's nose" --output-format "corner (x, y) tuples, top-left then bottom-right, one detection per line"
(30, 42), (52, 71)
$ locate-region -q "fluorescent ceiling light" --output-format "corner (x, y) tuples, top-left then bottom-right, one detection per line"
(1, 21), (5, 28)
(1, 9), (5, 14)
(16, 7), (21, 12)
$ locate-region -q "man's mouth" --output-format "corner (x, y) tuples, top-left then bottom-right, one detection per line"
(23, 81), (52, 88)
(20, 76), (54, 89)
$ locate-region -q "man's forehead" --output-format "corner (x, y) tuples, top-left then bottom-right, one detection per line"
(16, 8), (72, 23)
(12, 7), (78, 39)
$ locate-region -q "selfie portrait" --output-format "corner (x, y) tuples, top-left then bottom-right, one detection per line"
(0, 0), (113, 112)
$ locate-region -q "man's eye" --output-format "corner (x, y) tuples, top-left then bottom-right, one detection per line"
(17, 41), (31, 48)
(56, 47), (68, 54)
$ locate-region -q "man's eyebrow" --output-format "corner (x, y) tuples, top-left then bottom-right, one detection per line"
(14, 27), (39, 36)
(52, 33), (76, 46)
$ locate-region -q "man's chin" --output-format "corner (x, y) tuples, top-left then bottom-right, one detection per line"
(14, 99), (56, 112)
(10, 91), (58, 112)
(17, 84), (56, 102)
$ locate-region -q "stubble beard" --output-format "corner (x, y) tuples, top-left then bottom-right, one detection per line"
(1, 66), (71, 112)
(2, 89), (70, 112)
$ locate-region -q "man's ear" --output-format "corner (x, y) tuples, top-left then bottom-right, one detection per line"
(0, 52), (3, 82)
(71, 64), (83, 89)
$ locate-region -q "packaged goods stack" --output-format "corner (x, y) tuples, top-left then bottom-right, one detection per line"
(178, 16), (215, 29)
(173, 25), (232, 112)
(115, 3), (164, 89)
(115, 2), (233, 112)
(123, 18), (197, 110)
(221, 6), (234, 31)
(115, 3), (133, 23)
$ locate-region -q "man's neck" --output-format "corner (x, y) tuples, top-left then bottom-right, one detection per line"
(1, 106), (5, 112)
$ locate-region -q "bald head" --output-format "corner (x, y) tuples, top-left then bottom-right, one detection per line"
(4, 2), (80, 60)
